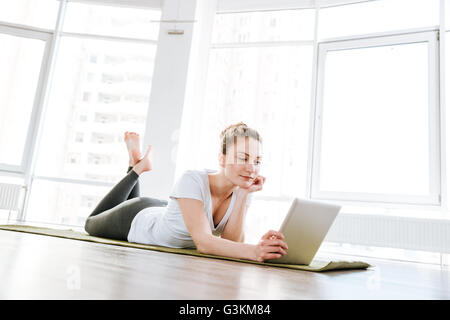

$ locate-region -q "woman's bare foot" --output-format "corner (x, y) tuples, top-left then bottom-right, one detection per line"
(132, 145), (153, 175)
(124, 131), (142, 166)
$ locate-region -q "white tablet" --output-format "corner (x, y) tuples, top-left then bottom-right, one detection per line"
(266, 198), (341, 265)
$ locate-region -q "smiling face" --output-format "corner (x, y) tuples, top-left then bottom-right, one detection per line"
(219, 136), (263, 188)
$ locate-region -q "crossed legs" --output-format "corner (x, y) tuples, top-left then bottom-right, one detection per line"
(84, 132), (167, 240)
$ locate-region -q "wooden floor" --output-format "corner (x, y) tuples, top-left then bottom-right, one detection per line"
(1, 228), (449, 299)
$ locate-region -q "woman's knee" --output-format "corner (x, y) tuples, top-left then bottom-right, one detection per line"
(84, 217), (99, 236)
(84, 217), (92, 235)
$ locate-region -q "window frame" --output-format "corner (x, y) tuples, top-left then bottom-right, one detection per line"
(310, 30), (441, 206)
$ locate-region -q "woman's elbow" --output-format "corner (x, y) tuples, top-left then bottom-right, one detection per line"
(194, 234), (213, 254)
(196, 245), (208, 254)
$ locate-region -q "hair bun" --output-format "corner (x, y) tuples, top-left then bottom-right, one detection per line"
(219, 122), (262, 155)
(220, 122), (248, 139)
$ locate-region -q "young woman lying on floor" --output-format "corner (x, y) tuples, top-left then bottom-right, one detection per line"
(84, 122), (288, 262)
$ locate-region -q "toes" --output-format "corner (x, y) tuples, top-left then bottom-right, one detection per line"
(126, 132), (139, 139)
(124, 131), (141, 142)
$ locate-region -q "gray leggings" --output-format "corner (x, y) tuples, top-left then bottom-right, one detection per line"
(84, 166), (168, 240)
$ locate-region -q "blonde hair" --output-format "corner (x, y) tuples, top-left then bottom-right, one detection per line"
(219, 122), (262, 155)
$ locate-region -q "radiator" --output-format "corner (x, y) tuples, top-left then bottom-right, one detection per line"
(325, 213), (450, 254)
(0, 183), (23, 211)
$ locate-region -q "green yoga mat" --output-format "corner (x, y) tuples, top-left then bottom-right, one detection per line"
(0, 224), (371, 272)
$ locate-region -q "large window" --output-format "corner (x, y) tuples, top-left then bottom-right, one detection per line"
(200, 46), (313, 199)
(25, 1), (160, 226)
(312, 31), (440, 205)
(0, 30), (49, 171)
(0, 0), (59, 223)
(34, 37), (156, 183)
(0, 0), (161, 226)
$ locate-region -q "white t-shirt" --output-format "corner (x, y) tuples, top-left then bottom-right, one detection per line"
(127, 169), (253, 248)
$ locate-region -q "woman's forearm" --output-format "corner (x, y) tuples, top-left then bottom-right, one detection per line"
(198, 234), (256, 261)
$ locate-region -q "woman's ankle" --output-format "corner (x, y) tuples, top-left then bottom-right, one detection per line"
(132, 167), (142, 176)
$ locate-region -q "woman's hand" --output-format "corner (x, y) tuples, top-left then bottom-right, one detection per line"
(252, 230), (288, 262)
(238, 175), (266, 194)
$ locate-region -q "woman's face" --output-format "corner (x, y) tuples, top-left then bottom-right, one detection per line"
(220, 136), (262, 188)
